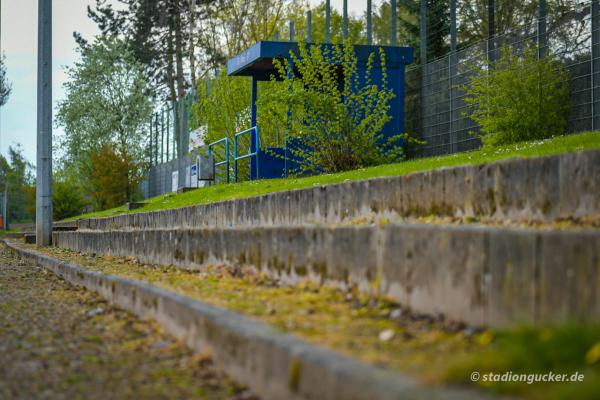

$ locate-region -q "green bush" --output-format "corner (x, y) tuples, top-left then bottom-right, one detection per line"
(257, 42), (404, 175)
(53, 173), (88, 220)
(465, 45), (570, 148)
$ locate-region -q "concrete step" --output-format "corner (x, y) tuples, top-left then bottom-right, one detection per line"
(56, 149), (600, 231)
(20, 226), (79, 244)
(6, 239), (492, 400)
(52, 223), (600, 328)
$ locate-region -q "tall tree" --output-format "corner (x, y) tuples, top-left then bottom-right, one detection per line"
(0, 56), (11, 106)
(0, 145), (35, 223)
(56, 36), (152, 207)
(373, 0), (449, 63)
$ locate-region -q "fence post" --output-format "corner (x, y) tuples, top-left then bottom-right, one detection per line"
(179, 98), (189, 189)
(538, 0), (547, 58)
(160, 110), (169, 162)
(164, 108), (169, 162)
(155, 114), (159, 165)
(149, 118), (153, 166)
(3, 187), (8, 231)
(420, 0), (427, 64)
(450, 0), (457, 52)
(325, 0), (331, 43)
(391, 0), (397, 46)
(180, 99), (189, 156)
(419, 0), (427, 153)
(487, 0), (495, 63)
(343, 0), (348, 41)
(173, 101), (178, 158)
(367, 0), (372, 45)
(449, 0), (457, 154)
(250, 78), (258, 179)
(307, 10), (312, 42)
(592, 0), (600, 130)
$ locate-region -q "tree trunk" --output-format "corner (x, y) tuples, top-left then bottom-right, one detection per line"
(174, 2), (187, 158)
(165, 4), (179, 155)
(174, 5), (186, 101)
(189, 0), (197, 90)
(166, 26), (177, 102)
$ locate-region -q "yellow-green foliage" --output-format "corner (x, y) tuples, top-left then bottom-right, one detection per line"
(465, 45), (570, 148)
(258, 41), (402, 174)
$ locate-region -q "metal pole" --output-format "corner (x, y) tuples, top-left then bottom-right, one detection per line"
(149, 118), (153, 166)
(178, 98), (188, 189)
(181, 99), (189, 157)
(187, 93), (192, 131)
(289, 20), (295, 41)
(3, 187), (7, 231)
(166, 107), (170, 161)
(420, 0), (427, 64)
(307, 10), (312, 42)
(154, 114), (163, 164)
(325, 0), (331, 43)
(159, 113), (163, 163)
(450, 0), (457, 52)
(172, 101), (177, 158)
(488, 0), (495, 63)
(367, 0), (372, 45)
(391, 0), (397, 46)
(538, 0), (547, 58)
(343, 0), (348, 41)
(592, 0), (599, 130)
(449, 0), (457, 154)
(36, 0), (52, 246)
(250, 78), (258, 179)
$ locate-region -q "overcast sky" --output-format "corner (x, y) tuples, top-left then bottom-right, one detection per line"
(0, 0), (378, 166)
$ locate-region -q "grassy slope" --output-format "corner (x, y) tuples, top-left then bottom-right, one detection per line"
(69, 131), (600, 220)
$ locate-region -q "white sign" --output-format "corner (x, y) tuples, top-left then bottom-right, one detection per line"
(190, 164), (198, 188)
(172, 171), (179, 192)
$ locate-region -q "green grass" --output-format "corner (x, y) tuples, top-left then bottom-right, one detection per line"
(68, 131), (600, 221)
(0, 228), (23, 237)
(441, 324), (600, 399)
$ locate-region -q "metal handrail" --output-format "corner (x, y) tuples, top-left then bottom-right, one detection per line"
(207, 137), (230, 183)
(234, 126), (260, 182)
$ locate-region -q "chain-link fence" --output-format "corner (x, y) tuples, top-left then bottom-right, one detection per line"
(408, 1), (598, 156)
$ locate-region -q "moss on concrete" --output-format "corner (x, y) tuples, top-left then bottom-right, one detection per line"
(0, 247), (253, 400)
(18, 242), (600, 399)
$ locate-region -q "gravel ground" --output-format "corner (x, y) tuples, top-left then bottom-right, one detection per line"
(0, 248), (255, 400)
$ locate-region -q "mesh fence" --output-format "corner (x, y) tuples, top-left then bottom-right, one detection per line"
(408, 1), (598, 157)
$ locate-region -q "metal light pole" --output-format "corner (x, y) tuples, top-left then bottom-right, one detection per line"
(36, 0), (52, 246)
(367, 0), (372, 45)
(325, 0), (330, 43)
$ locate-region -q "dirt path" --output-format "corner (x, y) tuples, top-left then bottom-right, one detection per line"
(0, 248), (255, 400)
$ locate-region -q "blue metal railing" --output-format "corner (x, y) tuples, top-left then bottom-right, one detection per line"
(207, 137), (230, 183)
(234, 126), (260, 182)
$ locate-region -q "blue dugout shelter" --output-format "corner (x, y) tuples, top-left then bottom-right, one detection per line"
(226, 40), (413, 180)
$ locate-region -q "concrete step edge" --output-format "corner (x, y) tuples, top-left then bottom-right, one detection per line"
(56, 149), (600, 231)
(2, 239), (492, 400)
(52, 224), (600, 328)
